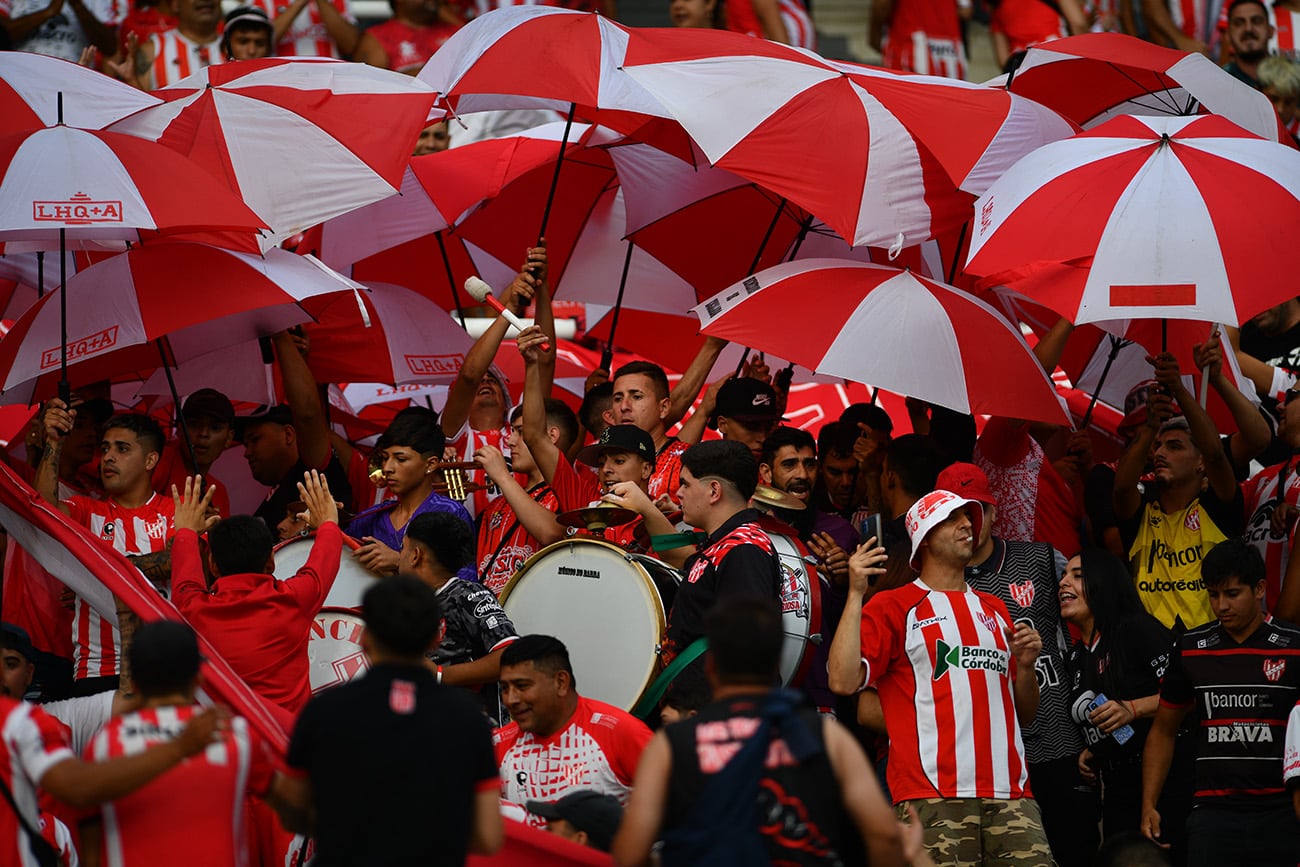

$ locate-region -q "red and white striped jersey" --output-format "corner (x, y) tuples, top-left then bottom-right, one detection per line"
(859, 579), (1030, 802)
(881, 0), (966, 79)
(447, 422), (510, 520)
(65, 495), (174, 681)
(649, 439), (687, 506)
(248, 0), (355, 57)
(494, 695), (651, 825)
(0, 699), (74, 867)
(146, 29), (224, 90)
(1241, 456), (1300, 613)
(88, 706), (274, 867)
(1284, 698), (1299, 788)
(779, 0), (816, 50)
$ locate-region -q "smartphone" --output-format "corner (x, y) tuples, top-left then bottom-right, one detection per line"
(862, 513), (885, 549)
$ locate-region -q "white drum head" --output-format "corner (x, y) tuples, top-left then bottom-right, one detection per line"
(501, 539), (671, 711)
(308, 609), (368, 694)
(272, 534), (379, 611)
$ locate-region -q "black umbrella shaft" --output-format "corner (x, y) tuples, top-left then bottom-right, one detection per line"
(1079, 337), (1126, 431)
(156, 339), (200, 478)
(600, 240), (636, 372)
(58, 228), (69, 405)
(538, 103), (578, 242)
(735, 198), (788, 376)
(435, 231), (469, 332)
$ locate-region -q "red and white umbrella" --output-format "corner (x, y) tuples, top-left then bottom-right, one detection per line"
(1007, 32), (1289, 143)
(965, 114), (1300, 326)
(417, 6), (676, 140)
(622, 29), (1078, 248)
(0, 53), (161, 134)
(0, 125), (266, 250)
(690, 259), (1070, 424)
(0, 242), (360, 403)
(108, 58), (438, 244)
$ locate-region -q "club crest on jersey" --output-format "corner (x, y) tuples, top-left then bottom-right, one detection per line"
(932, 638), (1008, 680)
(389, 679), (416, 714)
(975, 611), (999, 634)
(1264, 658), (1287, 683)
(1009, 580), (1035, 608)
(1184, 508), (1201, 532)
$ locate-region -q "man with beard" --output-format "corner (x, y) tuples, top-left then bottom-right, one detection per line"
(1223, 0), (1274, 86)
(759, 425), (856, 716)
(812, 422), (863, 523)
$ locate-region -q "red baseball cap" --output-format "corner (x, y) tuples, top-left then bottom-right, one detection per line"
(935, 462), (996, 508)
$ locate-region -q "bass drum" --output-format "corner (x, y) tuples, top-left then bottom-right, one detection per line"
(756, 518), (823, 689)
(272, 533), (380, 611)
(500, 539), (681, 712)
(307, 608), (369, 694)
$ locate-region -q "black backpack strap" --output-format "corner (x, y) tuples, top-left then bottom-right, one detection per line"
(0, 772), (59, 867)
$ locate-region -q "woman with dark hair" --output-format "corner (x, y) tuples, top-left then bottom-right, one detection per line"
(345, 407), (475, 579)
(1060, 549), (1176, 841)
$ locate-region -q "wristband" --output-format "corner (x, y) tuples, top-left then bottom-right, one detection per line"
(436, 665), (443, 685)
(1125, 699), (1137, 719)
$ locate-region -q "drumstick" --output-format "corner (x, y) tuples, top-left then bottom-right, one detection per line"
(341, 534), (363, 551)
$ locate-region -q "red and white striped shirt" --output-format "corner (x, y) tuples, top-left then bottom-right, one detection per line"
(248, 0), (354, 57)
(1241, 456), (1300, 613)
(494, 695), (651, 825)
(779, 0), (816, 50)
(88, 706), (274, 867)
(447, 422), (509, 520)
(65, 495), (174, 680)
(146, 29), (223, 90)
(649, 439), (687, 506)
(0, 699), (74, 867)
(881, 0), (966, 79)
(859, 579), (1029, 802)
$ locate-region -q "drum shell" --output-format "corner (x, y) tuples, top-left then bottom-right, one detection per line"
(500, 539), (681, 712)
(271, 533), (379, 610)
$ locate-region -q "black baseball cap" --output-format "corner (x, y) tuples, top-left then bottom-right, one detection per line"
(711, 378), (781, 428)
(525, 790), (623, 852)
(0, 622), (34, 662)
(576, 424), (656, 468)
(235, 404), (294, 440)
(183, 389), (235, 428)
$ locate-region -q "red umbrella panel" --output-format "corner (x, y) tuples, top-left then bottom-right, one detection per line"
(0, 52), (161, 134)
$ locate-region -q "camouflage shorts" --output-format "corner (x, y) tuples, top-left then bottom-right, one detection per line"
(897, 797), (1057, 866)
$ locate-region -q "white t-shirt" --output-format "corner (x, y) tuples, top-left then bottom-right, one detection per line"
(0, 0), (125, 60)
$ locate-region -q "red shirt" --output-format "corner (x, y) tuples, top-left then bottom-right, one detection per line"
(66, 494), (174, 680)
(975, 417), (1081, 558)
(88, 706), (275, 867)
(0, 699), (74, 867)
(365, 18), (458, 73)
(549, 456), (646, 551)
(494, 695), (651, 823)
(476, 483), (559, 595)
(650, 440), (687, 506)
(171, 523), (342, 714)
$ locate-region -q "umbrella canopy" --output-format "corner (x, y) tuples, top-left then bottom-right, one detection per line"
(0, 53), (161, 134)
(691, 259), (1070, 424)
(965, 113), (1300, 326)
(108, 57), (438, 244)
(0, 125), (267, 250)
(622, 29), (1077, 248)
(0, 243), (360, 402)
(1007, 32), (1288, 143)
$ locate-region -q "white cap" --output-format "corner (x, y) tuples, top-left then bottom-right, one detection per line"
(906, 489), (984, 571)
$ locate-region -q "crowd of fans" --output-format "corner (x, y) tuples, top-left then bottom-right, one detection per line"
(4, 0), (1300, 865)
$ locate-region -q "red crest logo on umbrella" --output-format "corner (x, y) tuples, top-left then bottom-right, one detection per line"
(1264, 658), (1287, 683)
(405, 354), (463, 377)
(33, 193), (123, 224)
(1010, 579), (1035, 608)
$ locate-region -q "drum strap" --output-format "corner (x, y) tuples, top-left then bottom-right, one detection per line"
(631, 638), (708, 721)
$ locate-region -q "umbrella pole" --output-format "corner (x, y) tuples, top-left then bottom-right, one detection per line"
(36, 251), (44, 299)
(784, 213), (815, 263)
(435, 231), (469, 333)
(155, 339), (200, 478)
(600, 240), (636, 372)
(1161, 319), (1167, 352)
(537, 102), (578, 243)
(946, 221), (970, 285)
(58, 227), (69, 405)
(1079, 335), (1128, 430)
(734, 198), (788, 376)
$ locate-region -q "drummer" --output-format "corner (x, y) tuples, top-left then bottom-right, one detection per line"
(516, 327), (690, 560)
(344, 408), (476, 582)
